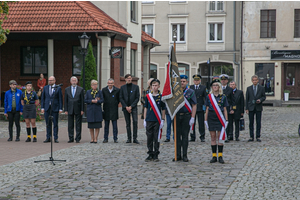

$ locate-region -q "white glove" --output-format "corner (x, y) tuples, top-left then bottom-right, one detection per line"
(225, 121), (228, 129)
(159, 120), (164, 129)
(189, 117), (195, 127)
(205, 121), (209, 130)
(143, 119), (147, 128)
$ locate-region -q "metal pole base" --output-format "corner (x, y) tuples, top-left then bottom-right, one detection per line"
(34, 157), (66, 166)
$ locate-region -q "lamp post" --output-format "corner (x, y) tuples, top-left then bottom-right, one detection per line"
(78, 32), (90, 118)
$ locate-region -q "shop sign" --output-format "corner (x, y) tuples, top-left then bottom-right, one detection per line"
(271, 50), (300, 60)
(111, 47), (123, 58)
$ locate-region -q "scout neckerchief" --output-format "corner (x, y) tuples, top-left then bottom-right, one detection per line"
(24, 91), (33, 104)
(146, 92), (163, 142)
(183, 87), (194, 132)
(208, 93), (226, 143)
(91, 90), (98, 98)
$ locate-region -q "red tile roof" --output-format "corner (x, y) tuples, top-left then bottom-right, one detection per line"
(142, 31), (159, 46)
(3, 1), (131, 37)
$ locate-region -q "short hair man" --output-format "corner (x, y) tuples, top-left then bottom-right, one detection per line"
(4, 80), (23, 141)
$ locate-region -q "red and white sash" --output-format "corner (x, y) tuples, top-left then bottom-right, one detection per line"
(208, 94), (226, 143)
(184, 97), (194, 131)
(146, 93), (163, 142)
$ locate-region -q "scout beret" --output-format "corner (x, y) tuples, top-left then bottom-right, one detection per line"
(150, 79), (160, 85)
(210, 79), (221, 86)
(180, 75), (188, 80)
(25, 81), (32, 85)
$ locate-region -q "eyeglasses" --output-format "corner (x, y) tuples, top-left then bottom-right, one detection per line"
(212, 84), (219, 86)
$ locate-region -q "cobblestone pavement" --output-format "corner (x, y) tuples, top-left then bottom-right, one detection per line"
(0, 107), (300, 199)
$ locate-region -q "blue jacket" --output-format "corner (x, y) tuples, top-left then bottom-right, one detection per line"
(41, 85), (63, 112)
(4, 89), (23, 114)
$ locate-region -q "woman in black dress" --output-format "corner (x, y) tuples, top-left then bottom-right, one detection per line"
(85, 80), (104, 143)
(21, 81), (39, 142)
(205, 79), (228, 164)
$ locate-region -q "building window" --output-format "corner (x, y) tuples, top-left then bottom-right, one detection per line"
(295, 9), (300, 38)
(131, 1), (138, 23)
(21, 47), (47, 75)
(172, 24), (185, 42)
(178, 63), (189, 76)
(130, 49), (136, 77)
(142, 1), (154, 4)
(260, 10), (276, 38)
(150, 64), (157, 79)
(209, 23), (223, 42)
(209, 1), (223, 11)
(72, 46), (97, 76)
(170, 1), (187, 3)
(255, 63), (274, 96)
(142, 24), (153, 37)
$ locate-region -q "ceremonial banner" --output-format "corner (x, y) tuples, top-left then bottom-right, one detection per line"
(162, 45), (185, 119)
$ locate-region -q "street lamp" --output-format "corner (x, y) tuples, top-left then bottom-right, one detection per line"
(78, 32), (90, 118)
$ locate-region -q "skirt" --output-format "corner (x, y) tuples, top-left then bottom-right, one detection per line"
(88, 122), (102, 129)
(208, 110), (222, 131)
(23, 104), (36, 119)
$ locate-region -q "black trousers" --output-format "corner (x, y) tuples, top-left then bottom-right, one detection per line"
(227, 114), (234, 139)
(104, 120), (118, 141)
(68, 113), (82, 142)
(146, 121), (160, 156)
(249, 109), (262, 139)
(123, 109), (138, 140)
(8, 110), (20, 139)
(190, 111), (205, 140)
(233, 119), (240, 139)
(176, 113), (191, 158)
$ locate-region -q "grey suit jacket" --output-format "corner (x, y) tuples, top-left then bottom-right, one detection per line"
(64, 86), (84, 115)
(246, 84), (266, 112)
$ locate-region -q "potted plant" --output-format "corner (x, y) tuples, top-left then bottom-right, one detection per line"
(284, 90), (290, 101)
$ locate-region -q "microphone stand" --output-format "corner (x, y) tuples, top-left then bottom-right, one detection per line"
(35, 84), (66, 165)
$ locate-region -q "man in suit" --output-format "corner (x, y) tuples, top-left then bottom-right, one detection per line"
(102, 78), (120, 143)
(229, 81), (244, 141)
(189, 74), (207, 142)
(64, 76), (84, 143)
(219, 74), (235, 143)
(246, 75), (266, 142)
(120, 74), (140, 144)
(41, 76), (63, 143)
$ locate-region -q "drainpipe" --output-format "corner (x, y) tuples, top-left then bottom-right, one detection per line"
(233, 1), (240, 88)
(240, 2), (243, 90)
(95, 33), (102, 89)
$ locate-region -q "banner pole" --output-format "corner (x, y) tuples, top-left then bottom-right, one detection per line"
(173, 40), (177, 161)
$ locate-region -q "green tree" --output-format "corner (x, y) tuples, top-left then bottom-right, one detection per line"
(0, 1), (11, 46)
(80, 42), (97, 92)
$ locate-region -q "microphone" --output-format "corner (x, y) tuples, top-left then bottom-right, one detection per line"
(52, 83), (63, 88)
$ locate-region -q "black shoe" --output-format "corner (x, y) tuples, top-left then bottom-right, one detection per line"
(248, 138), (254, 142)
(133, 139), (140, 144)
(90, 141), (94, 143)
(228, 137), (233, 141)
(43, 138), (50, 143)
(153, 155), (159, 162)
(164, 139), (170, 142)
(141, 115), (144, 119)
(218, 156), (225, 164)
(54, 140), (59, 143)
(183, 157), (189, 162)
(189, 139), (195, 142)
(25, 137), (31, 142)
(68, 140), (74, 143)
(236, 138), (240, 141)
(172, 157), (182, 161)
(257, 138), (261, 142)
(225, 139), (229, 143)
(126, 139), (131, 143)
(103, 139), (108, 143)
(33, 137), (37, 142)
(145, 155), (153, 162)
(76, 140), (80, 143)
(114, 140), (118, 143)
(15, 138), (20, 142)
(201, 139), (205, 142)
(7, 138), (12, 142)
(210, 157), (218, 163)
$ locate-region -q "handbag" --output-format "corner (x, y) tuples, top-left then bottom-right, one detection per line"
(239, 118), (245, 131)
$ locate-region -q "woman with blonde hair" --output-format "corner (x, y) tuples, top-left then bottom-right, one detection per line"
(205, 79), (228, 164)
(84, 80), (104, 143)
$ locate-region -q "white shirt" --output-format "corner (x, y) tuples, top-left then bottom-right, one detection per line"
(222, 85), (227, 90)
(108, 87), (113, 93)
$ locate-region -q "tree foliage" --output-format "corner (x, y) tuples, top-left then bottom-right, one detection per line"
(80, 42), (98, 92)
(0, 1), (11, 46)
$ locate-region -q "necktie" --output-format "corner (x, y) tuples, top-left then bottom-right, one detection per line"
(254, 86), (257, 96)
(49, 86), (52, 96)
(196, 85), (198, 90)
(72, 87), (75, 98)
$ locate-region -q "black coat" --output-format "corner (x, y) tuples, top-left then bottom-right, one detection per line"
(119, 83), (140, 111)
(84, 89), (104, 123)
(190, 84), (207, 112)
(64, 86), (84, 115)
(232, 89), (245, 120)
(102, 86), (120, 121)
(246, 84), (266, 112)
(222, 86), (235, 110)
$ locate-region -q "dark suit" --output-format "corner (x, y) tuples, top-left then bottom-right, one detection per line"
(85, 89), (104, 123)
(229, 89), (244, 139)
(119, 83), (140, 141)
(102, 86), (120, 141)
(41, 84), (63, 140)
(189, 84), (207, 140)
(64, 86), (84, 142)
(246, 84), (266, 139)
(222, 86), (235, 139)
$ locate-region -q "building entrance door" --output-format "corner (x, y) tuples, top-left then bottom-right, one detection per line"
(284, 63), (300, 99)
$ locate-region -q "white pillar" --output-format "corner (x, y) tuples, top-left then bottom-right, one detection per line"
(47, 39), (54, 77)
(99, 36), (111, 89)
(143, 46), (150, 89)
